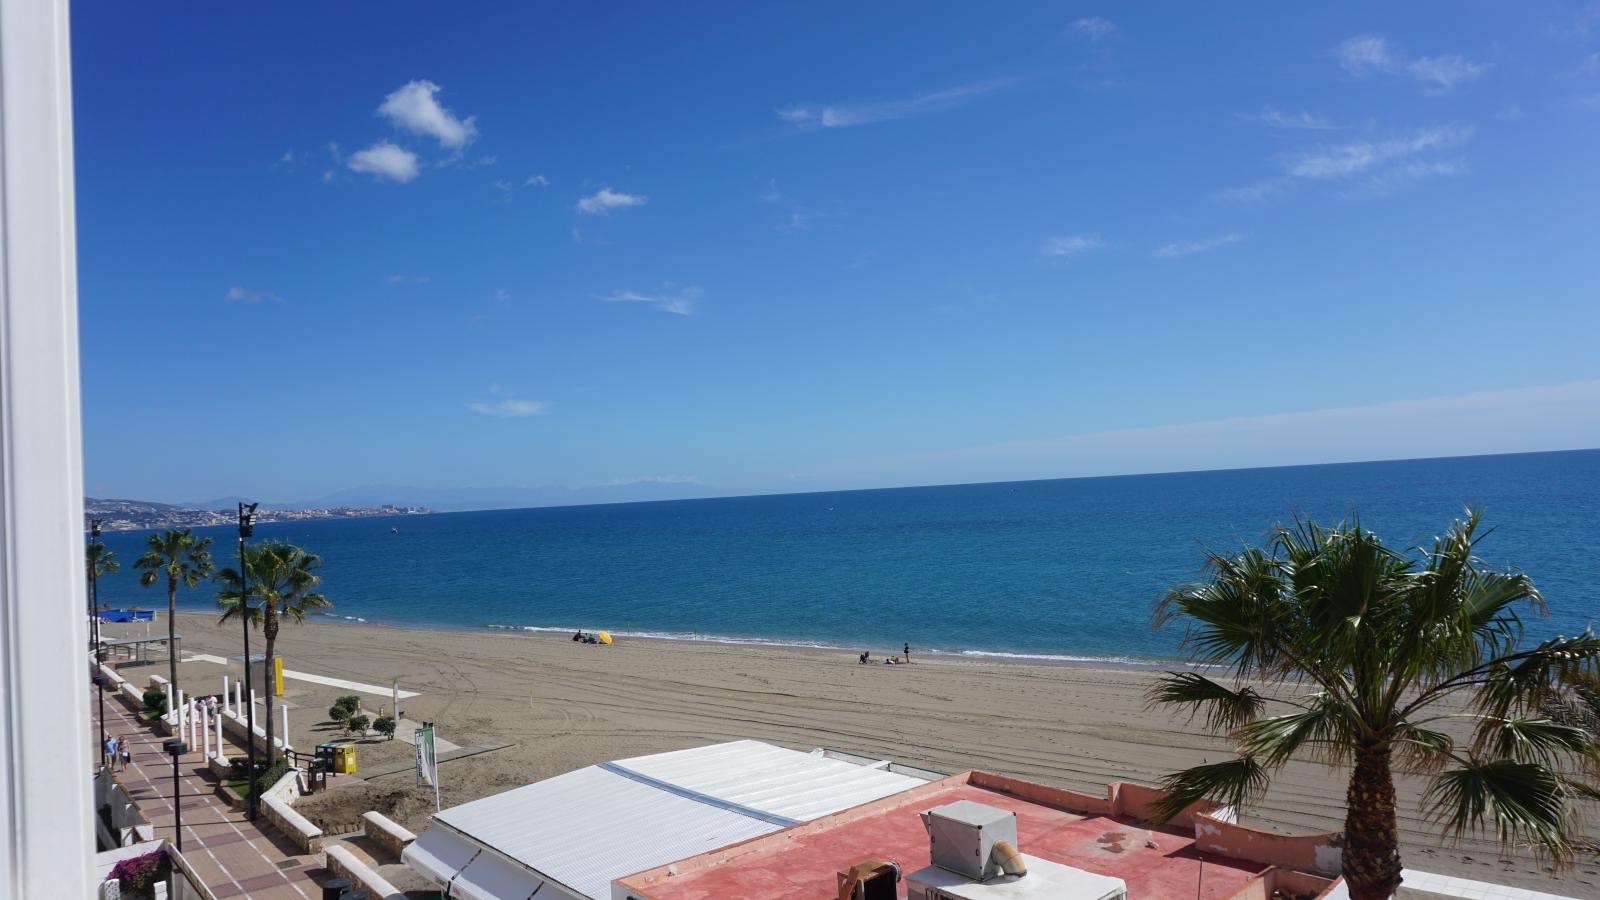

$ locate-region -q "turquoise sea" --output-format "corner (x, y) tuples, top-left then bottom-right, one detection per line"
(93, 450), (1600, 664)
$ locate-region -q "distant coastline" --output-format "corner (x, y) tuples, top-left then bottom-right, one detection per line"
(84, 496), (431, 532)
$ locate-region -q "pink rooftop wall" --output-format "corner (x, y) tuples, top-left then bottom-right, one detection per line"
(617, 770), (1345, 897)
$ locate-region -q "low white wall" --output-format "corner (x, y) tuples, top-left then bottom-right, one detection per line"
(324, 844), (406, 900)
(258, 770), (321, 853)
(361, 811), (416, 859)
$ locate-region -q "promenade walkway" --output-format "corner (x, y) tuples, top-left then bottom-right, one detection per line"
(97, 688), (333, 898)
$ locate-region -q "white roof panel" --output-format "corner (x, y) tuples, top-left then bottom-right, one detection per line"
(415, 740), (925, 899)
(403, 825), (481, 885)
(451, 850), (547, 900)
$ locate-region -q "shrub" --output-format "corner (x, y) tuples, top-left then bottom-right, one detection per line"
(142, 688), (166, 713)
(108, 849), (166, 893)
(228, 756), (250, 778)
(372, 715), (396, 740)
(327, 703), (352, 724)
(346, 714), (370, 737)
(336, 695), (361, 713)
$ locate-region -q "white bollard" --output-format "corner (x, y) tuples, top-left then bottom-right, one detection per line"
(175, 689), (184, 729)
(215, 705), (224, 757)
(280, 704), (289, 751)
(201, 707), (210, 758)
(222, 676), (230, 715)
(234, 680), (242, 715)
(164, 683), (172, 716)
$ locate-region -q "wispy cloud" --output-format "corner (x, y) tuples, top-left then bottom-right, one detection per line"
(378, 80), (478, 149)
(348, 141), (420, 182)
(1041, 234), (1106, 260)
(466, 385), (545, 418)
(1154, 232), (1242, 259)
(600, 475), (702, 487)
(1336, 34), (1488, 95)
(225, 286), (281, 304)
(1070, 17), (1117, 42)
(493, 288), (511, 303)
(524, 174), (549, 188)
(576, 187), (648, 215)
(1286, 125), (1473, 180)
(1217, 180), (1289, 203)
(757, 179), (784, 204)
(1239, 106), (1339, 130)
(596, 285), (701, 316)
(385, 274), (430, 286)
(1357, 159), (1468, 196)
(778, 77), (1018, 129)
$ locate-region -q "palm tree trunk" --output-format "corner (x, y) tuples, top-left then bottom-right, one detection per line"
(167, 577), (178, 692)
(263, 607), (278, 767)
(1343, 741), (1402, 900)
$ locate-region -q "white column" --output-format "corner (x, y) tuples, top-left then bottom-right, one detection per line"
(200, 707), (209, 758)
(222, 676), (230, 715)
(393, 680), (400, 720)
(249, 690), (257, 736)
(174, 688), (184, 729)
(280, 703), (289, 752)
(234, 680), (242, 714)
(215, 705), (224, 757)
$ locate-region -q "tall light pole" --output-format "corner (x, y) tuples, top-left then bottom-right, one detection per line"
(89, 519), (106, 770)
(237, 501), (259, 821)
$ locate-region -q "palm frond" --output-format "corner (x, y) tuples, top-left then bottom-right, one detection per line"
(1237, 693), (1353, 767)
(1426, 758), (1580, 861)
(1393, 720), (1456, 774)
(1147, 672), (1265, 733)
(1474, 717), (1597, 767)
(1151, 755), (1269, 823)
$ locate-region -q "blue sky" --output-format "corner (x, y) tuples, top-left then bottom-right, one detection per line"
(73, 3), (1600, 506)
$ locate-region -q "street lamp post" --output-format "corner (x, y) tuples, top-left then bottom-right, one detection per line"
(89, 519), (105, 769)
(237, 501), (258, 820)
(91, 672), (108, 772)
(163, 738), (187, 849)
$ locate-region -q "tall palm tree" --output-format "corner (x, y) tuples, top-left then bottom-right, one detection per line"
(86, 539), (119, 651)
(216, 541), (329, 765)
(134, 529), (215, 692)
(1149, 511), (1600, 900)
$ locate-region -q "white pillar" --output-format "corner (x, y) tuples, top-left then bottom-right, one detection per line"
(280, 703), (289, 752)
(222, 676), (230, 715)
(215, 705), (224, 757)
(234, 680), (242, 714)
(174, 688), (184, 729)
(200, 707), (209, 758)
(249, 690), (257, 736)
(393, 680), (400, 720)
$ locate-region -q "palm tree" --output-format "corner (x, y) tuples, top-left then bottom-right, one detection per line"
(86, 539), (119, 652)
(134, 529), (215, 692)
(1149, 511), (1600, 900)
(216, 541), (330, 765)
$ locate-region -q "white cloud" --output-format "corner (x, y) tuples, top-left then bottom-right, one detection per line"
(347, 141), (420, 182)
(224, 286), (280, 303)
(1070, 17), (1117, 41)
(1240, 106), (1338, 130)
(377, 80), (478, 149)
(1217, 179), (1289, 203)
(1357, 159), (1468, 196)
(466, 385), (545, 418)
(386, 274), (430, 286)
(596, 285), (700, 316)
(576, 187), (648, 215)
(1154, 232), (1242, 259)
(524, 174), (549, 188)
(778, 78), (1017, 129)
(757, 179), (784, 203)
(1336, 35), (1488, 95)
(494, 288), (511, 303)
(1041, 234), (1106, 260)
(1286, 125), (1473, 180)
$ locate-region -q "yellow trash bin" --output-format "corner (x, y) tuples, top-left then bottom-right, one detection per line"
(334, 744), (357, 774)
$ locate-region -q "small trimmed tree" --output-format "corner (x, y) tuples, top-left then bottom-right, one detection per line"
(346, 714), (370, 737)
(373, 715), (396, 741)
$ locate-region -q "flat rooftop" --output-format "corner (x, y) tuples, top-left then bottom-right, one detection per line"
(618, 775), (1271, 899)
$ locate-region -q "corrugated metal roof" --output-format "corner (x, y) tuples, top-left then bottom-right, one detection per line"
(416, 740), (925, 899)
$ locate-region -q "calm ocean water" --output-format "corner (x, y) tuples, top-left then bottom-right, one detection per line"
(93, 450), (1599, 664)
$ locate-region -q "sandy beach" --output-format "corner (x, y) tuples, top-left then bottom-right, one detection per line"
(104, 612), (1598, 895)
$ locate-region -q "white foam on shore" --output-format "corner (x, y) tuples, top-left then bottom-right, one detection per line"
(485, 623), (1168, 667)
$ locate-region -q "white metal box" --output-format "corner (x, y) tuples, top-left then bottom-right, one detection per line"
(907, 855), (1127, 900)
(921, 801), (1018, 880)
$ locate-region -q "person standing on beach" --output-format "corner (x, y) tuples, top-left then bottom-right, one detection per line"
(903, 642), (911, 663)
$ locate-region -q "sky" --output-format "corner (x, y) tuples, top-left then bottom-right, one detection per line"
(72, 3), (1600, 507)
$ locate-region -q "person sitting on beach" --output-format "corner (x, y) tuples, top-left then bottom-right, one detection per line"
(573, 631), (585, 642)
(858, 651), (870, 664)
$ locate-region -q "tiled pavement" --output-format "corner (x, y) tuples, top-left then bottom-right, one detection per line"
(95, 685), (335, 899)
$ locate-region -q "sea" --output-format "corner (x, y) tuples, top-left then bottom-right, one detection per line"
(92, 450), (1600, 666)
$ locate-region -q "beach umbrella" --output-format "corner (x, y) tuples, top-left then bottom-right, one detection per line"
(597, 631), (613, 645)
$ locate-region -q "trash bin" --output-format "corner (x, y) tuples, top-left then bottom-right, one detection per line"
(315, 742), (337, 774)
(334, 744), (356, 774)
(319, 877), (351, 900)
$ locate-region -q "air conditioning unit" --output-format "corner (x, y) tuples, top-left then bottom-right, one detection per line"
(922, 801), (1017, 880)
(907, 856), (1126, 900)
